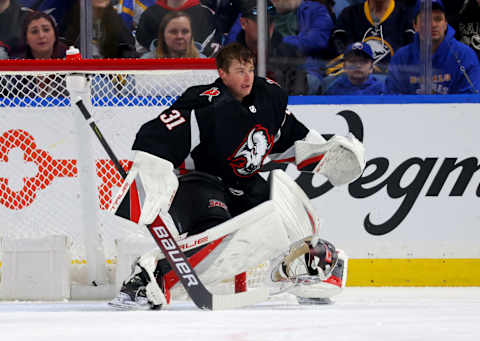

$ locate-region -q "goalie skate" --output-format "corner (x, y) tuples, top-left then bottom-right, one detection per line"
(109, 261), (165, 311)
(109, 279), (152, 310)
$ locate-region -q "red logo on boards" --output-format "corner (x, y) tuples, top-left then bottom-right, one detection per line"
(0, 129), (133, 211)
(0, 129), (77, 210)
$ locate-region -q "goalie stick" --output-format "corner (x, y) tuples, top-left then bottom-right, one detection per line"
(74, 98), (268, 310)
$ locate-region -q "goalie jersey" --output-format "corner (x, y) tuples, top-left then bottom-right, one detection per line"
(132, 76), (309, 209)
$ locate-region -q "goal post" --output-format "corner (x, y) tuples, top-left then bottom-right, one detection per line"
(0, 57), (254, 300)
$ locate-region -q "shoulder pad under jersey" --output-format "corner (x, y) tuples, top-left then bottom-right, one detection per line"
(171, 80), (230, 111)
(255, 76), (288, 107)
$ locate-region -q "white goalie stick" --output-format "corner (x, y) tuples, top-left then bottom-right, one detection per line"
(74, 98), (269, 310)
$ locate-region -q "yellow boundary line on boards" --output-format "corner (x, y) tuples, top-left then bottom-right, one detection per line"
(1, 259), (479, 286)
(347, 259), (480, 286)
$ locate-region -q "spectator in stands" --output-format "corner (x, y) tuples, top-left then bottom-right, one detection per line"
(225, 0), (334, 55)
(136, 0), (221, 57)
(17, 10), (67, 59)
(333, 0), (363, 18)
(0, 0), (30, 59)
(397, 0), (419, 20)
(263, 0), (334, 58)
(11, 11), (68, 98)
(272, 0), (335, 93)
(324, 41), (384, 94)
(64, 0), (138, 58)
(235, 0), (308, 94)
(230, 0), (334, 94)
(330, 0), (415, 75)
(117, 0), (156, 30)
(384, 0), (480, 94)
(201, 0), (243, 40)
(225, 0), (335, 93)
(18, 0), (76, 41)
(449, 0), (480, 61)
(141, 11), (203, 58)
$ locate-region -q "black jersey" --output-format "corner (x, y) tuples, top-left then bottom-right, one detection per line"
(132, 76), (309, 191)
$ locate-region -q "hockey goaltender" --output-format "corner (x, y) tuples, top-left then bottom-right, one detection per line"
(108, 43), (366, 310)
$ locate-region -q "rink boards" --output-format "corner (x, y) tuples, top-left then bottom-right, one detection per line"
(1, 96), (479, 286)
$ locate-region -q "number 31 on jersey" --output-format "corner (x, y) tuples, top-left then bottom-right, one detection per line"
(159, 110), (186, 130)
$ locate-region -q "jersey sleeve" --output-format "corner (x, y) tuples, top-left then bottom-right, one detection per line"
(132, 107), (191, 168)
(272, 109), (309, 154)
(263, 79), (309, 163)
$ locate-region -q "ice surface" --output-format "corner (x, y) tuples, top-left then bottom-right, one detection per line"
(1, 287), (479, 341)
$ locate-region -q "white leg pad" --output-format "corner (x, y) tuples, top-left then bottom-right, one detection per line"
(269, 169), (320, 242)
(192, 201), (290, 289)
(134, 171), (324, 299)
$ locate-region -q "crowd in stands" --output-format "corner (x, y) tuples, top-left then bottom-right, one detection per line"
(0, 0), (479, 95)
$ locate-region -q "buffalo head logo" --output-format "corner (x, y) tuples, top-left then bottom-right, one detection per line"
(228, 125), (273, 177)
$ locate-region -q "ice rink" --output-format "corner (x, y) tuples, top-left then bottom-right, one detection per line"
(1, 287), (479, 341)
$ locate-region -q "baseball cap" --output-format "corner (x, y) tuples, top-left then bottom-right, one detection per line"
(414, 0), (446, 17)
(241, 0), (277, 20)
(344, 42), (374, 60)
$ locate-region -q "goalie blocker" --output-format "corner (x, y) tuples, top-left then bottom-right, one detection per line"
(109, 169), (347, 310)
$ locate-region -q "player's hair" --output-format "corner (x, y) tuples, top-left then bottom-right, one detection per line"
(156, 11), (200, 58)
(215, 43), (254, 71)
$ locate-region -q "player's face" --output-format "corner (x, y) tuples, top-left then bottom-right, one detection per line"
(164, 16), (192, 57)
(26, 18), (56, 59)
(344, 55), (373, 85)
(414, 10), (447, 44)
(219, 59), (255, 101)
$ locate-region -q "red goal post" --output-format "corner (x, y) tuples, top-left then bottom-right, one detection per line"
(0, 58), (258, 300)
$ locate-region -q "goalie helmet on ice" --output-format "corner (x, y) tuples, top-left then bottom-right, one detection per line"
(268, 237), (347, 303)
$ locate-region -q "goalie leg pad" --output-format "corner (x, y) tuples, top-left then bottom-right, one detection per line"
(110, 151), (179, 226)
(129, 171), (325, 300)
(269, 169), (320, 242)
(150, 193), (319, 298)
(161, 201), (291, 297)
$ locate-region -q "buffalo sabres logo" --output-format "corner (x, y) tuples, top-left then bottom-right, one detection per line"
(363, 37), (394, 68)
(200, 87), (220, 102)
(228, 125), (273, 177)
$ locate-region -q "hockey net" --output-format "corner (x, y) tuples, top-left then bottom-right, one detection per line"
(0, 58), (267, 299)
